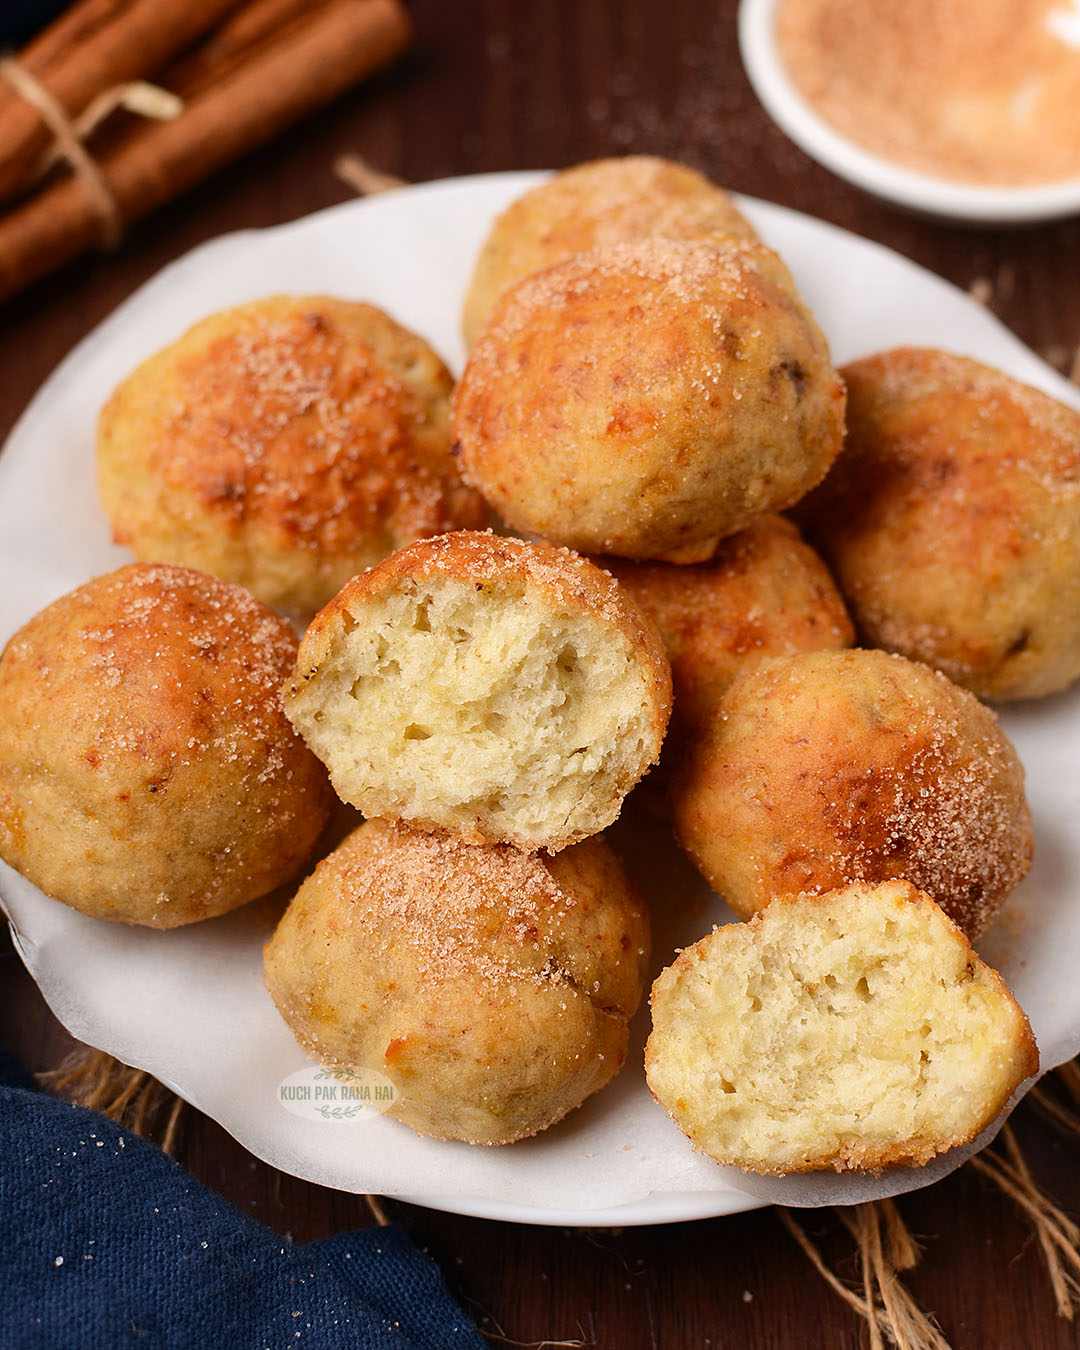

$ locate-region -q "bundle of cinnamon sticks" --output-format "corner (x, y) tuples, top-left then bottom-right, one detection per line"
(0, 0), (412, 304)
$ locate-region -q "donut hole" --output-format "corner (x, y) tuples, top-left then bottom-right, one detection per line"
(96, 297), (487, 616)
(264, 821), (650, 1144)
(288, 575), (660, 849)
(646, 881), (1037, 1174)
(671, 647), (1032, 939)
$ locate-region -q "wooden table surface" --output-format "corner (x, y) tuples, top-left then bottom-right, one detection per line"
(2, 3), (1080, 1346)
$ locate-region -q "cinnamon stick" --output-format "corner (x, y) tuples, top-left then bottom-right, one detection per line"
(0, 0), (412, 305)
(9, 1), (132, 81)
(0, 0), (246, 203)
(163, 0), (324, 98)
(0, 1), (124, 141)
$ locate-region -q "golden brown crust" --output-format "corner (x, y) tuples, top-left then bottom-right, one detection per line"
(462, 155), (758, 347)
(295, 529), (672, 709)
(600, 514), (854, 730)
(796, 346), (1080, 701)
(0, 562), (334, 927)
(264, 819), (651, 1145)
(454, 239), (846, 560)
(670, 648), (1032, 939)
(97, 295), (488, 615)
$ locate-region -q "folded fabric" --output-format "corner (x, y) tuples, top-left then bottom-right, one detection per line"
(0, 1050), (486, 1350)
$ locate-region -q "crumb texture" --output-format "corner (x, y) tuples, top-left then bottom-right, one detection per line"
(645, 880), (1038, 1174)
(285, 533), (671, 850)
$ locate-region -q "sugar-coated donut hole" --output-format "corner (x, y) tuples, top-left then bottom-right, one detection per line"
(671, 648), (1033, 939)
(0, 562), (334, 927)
(796, 346), (1080, 702)
(293, 578), (658, 847)
(265, 821), (651, 1145)
(97, 295), (487, 616)
(462, 155), (759, 348)
(454, 239), (846, 560)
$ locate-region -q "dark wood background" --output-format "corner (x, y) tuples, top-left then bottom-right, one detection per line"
(3, 2), (1080, 1346)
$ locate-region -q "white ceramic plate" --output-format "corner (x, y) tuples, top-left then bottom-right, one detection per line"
(2, 173), (1080, 1227)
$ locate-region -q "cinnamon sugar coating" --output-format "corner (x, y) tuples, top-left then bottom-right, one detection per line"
(264, 819), (650, 1145)
(453, 239), (846, 560)
(777, 0), (1080, 187)
(0, 563), (334, 927)
(97, 295), (487, 616)
(462, 155), (758, 347)
(796, 347), (1080, 701)
(671, 648), (1032, 939)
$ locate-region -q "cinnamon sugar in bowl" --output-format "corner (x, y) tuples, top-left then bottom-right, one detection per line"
(739, 0), (1080, 223)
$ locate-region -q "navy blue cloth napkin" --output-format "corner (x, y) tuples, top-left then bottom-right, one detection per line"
(0, 1050), (486, 1350)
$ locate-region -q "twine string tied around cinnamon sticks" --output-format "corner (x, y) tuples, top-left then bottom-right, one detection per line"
(0, 56), (182, 248)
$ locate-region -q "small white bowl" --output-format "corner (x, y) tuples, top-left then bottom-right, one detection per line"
(738, 0), (1080, 225)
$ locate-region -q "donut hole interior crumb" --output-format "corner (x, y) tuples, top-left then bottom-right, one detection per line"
(648, 885), (1031, 1172)
(292, 577), (656, 846)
